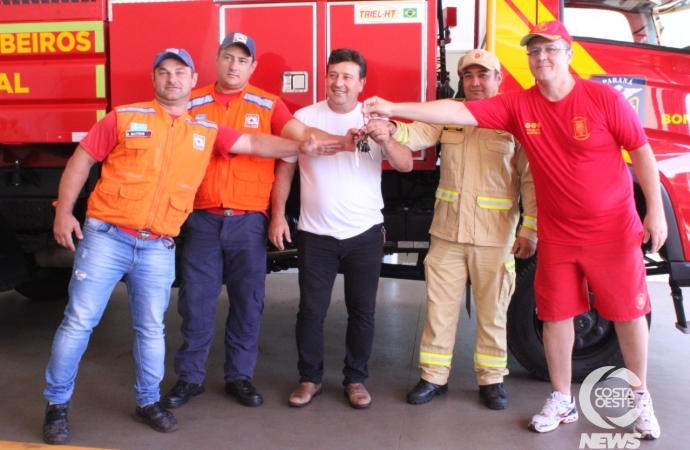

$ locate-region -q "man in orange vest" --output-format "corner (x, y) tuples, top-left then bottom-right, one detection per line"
(42, 48), (339, 445)
(163, 32), (351, 409)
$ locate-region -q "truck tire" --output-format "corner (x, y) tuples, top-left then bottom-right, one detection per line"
(14, 268), (72, 301)
(507, 257), (643, 383)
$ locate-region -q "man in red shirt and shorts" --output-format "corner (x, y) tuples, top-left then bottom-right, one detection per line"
(361, 20), (667, 440)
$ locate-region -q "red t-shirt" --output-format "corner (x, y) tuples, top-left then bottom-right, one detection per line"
(465, 78), (646, 245)
(213, 86), (295, 136)
(80, 111), (242, 162)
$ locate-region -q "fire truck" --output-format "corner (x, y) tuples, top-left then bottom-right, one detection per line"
(0, 0), (688, 382)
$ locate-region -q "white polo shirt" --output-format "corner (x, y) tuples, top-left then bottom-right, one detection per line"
(285, 101), (384, 240)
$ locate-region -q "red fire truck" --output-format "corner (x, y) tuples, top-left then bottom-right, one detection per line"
(0, 0), (688, 382)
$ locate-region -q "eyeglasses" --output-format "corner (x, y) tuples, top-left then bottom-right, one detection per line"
(526, 46), (570, 57)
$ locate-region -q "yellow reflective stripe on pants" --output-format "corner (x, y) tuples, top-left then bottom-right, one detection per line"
(435, 188), (458, 202)
(476, 196), (513, 210)
(474, 353), (507, 368)
(420, 351), (452, 367)
(504, 260), (515, 274)
(522, 214), (537, 231)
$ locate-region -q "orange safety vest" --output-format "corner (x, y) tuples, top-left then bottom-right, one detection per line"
(87, 100), (219, 237)
(188, 83), (279, 211)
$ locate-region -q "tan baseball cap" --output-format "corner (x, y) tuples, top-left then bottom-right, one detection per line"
(459, 49), (500, 72)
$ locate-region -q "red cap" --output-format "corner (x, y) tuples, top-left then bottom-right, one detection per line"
(520, 21), (573, 47)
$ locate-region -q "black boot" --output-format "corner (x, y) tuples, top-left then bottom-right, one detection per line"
(479, 383), (508, 410)
(406, 379), (448, 405)
(162, 379), (205, 409)
(226, 379), (263, 407)
(43, 402), (71, 445)
(134, 402), (180, 433)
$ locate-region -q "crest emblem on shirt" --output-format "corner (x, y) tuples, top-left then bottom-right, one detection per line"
(195, 114), (207, 120)
(244, 114), (260, 128)
(525, 122), (541, 135)
(572, 117), (590, 140)
(193, 133), (205, 151)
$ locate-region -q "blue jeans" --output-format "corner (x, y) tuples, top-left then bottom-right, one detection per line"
(44, 217), (176, 407)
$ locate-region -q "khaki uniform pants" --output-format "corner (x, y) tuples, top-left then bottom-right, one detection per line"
(420, 235), (515, 386)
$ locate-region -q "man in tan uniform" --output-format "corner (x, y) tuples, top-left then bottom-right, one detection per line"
(388, 50), (537, 409)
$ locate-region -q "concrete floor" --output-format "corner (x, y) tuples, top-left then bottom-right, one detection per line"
(0, 273), (688, 450)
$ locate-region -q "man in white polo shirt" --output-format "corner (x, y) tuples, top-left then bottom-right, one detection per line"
(269, 48), (412, 409)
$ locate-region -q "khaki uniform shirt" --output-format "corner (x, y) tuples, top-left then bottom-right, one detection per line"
(392, 120), (537, 247)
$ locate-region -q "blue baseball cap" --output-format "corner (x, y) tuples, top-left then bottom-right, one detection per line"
(153, 48), (195, 72)
(220, 32), (256, 59)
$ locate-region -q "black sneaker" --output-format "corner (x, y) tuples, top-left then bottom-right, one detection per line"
(479, 383), (508, 410)
(162, 379), (205, 409)
(406, 379), (448, 405)
(133, 402), (180, 433)
(43, 402), (71, 445)
(225, 379), (263, 407)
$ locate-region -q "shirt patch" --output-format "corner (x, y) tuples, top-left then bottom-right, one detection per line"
(572, 117), (591, 140)
(125, 130), (152, 138)
(525, 122), (541, 135)
(195, 114), (207, 120)
(442, 126), (463, 132)
(245, 114), (260, 128)
(130, 123), (148, 131)
(193, 133), (206, 151)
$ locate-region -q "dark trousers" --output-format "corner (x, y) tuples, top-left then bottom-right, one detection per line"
(174, 210), (268, 384)
(296, 224), (384, 385)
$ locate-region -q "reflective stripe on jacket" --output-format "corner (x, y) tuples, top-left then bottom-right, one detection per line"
(87, 100), (218, 237)
(189, 83), (279, 211)
(392, 120), (537, 246)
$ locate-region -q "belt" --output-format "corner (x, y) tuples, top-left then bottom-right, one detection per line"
(118, 226), (170, 241)
(205, 208), (266, 218)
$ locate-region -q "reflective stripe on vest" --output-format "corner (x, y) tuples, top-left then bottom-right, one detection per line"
(244, 92), (275, 110)
(435, 188), (458, 203)
(117, 106), (155, 114)
(474, 352), (507, 368)
(188, 94), (214, 110)
(505, 260), (515, 274)
(476, 196), (513, 210)
(420, 351), (452, 367)
(523, 214), (537, 231)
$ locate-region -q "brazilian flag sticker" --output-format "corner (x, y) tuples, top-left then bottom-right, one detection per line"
(404, 8), (417, 18)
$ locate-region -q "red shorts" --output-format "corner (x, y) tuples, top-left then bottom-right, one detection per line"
(534, 234), (650, 322)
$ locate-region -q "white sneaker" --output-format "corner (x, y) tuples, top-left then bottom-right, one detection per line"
(632, 391), (660, 440)
(528, 391), (579, 433)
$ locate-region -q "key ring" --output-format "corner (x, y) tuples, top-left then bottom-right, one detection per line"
(355, 120), (373, 168)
